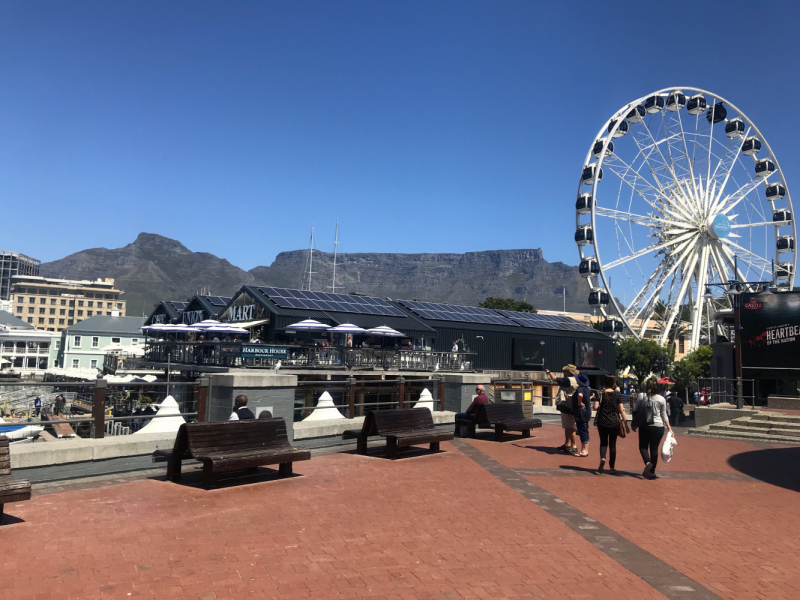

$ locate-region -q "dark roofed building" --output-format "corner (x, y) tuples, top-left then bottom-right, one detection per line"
(145, 301), (189, 326)
(180, 295), (233, 325)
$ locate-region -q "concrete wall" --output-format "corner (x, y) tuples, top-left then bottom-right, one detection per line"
(767, 395), (800, 410)
(694, 406), (750, 428)
(209, 371), (299, 440)
(441, 373), (497, 412)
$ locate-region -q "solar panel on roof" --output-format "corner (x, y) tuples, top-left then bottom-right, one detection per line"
(397, 300), (518, 326)
(169, 302), (188, 311)
(257, 287), (406, 317)
(496, 310), (598, 333)
(205, 296), (231, 306)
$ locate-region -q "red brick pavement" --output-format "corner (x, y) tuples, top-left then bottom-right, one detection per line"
(0, 424), (797, 600)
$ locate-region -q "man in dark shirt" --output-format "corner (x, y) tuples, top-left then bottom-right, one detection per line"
(454, 385), (489, 433)
(229, 394), (256, 421)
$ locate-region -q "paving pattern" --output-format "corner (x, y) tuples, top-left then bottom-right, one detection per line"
(1, 424), (798, 600)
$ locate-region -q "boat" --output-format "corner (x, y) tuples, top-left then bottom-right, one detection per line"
(0, 417), (44, 443)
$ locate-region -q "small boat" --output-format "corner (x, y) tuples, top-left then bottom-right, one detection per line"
(0, 417), (44, 443)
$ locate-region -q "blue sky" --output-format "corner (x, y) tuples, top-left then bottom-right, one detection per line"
(2, 0), (799, 270)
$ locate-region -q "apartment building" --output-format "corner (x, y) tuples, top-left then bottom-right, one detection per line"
(10, 275), (126, 333)
(0, 251), (40, 301)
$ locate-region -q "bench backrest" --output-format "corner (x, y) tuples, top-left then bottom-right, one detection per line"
(178, 418), (292, 456)
(0, 435), (10, 476)
(372, 408), (435, 434)
(481, 402), (525, 423)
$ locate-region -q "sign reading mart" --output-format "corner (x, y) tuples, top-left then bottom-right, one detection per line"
(242, 345), (287, 359)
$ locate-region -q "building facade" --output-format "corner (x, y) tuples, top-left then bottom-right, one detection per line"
(58, 315), (146, 371)
(10, 276), (126, 332)
(0, 251), (40, 302)
(0, 311), (60, 376)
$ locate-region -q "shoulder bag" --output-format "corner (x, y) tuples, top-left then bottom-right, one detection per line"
(614, 394), (627, 439)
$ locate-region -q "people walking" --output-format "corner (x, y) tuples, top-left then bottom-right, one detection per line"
(572, 372), (594, 457)
(34, 396), (42, 417)
(594, 375), (629, 474)
(547, 365), (579, 454)
(632, 377), (672, 480)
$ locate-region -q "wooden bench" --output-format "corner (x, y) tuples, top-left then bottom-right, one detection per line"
(344, 409), (453, 458)
(1, 435), (31, 522)
(166, 419), (311, 488)
(456, 403), (542, 440)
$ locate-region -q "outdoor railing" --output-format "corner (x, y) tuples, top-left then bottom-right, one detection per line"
(142, 341), (477, 372)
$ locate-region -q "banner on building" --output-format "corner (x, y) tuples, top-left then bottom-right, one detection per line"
(740, 291), (800, 369)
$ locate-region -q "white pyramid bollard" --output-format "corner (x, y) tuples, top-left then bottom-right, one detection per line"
(413, 388), (435, 412)
(303, 391), (345, 421)
(133, 396), (186, 435)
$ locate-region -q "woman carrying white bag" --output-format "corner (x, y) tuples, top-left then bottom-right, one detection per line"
(631, 377), (674, 480)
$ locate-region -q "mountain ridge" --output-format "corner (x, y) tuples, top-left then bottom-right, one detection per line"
(40, 233), (592, 315)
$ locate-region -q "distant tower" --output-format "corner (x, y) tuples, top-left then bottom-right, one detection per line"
(331, 220), (340, 294)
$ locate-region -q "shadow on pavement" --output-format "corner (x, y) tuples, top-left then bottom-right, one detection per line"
(167, 466), (302, 490)
(0, 512), (25, 525)
(513, 444), (572, 455)
(559, 465), (642, 478)
(728, 446), (800, 493)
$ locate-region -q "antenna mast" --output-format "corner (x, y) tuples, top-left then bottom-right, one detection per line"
(331, 220), (339, 294)
(304, 226), (315, 291)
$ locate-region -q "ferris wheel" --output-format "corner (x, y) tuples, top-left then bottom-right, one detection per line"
(575, 87), (796, 351)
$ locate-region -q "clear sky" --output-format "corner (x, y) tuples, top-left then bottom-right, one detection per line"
(2, 0), (799, 270)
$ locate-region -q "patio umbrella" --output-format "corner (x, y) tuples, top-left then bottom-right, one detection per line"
(365, 325), (405, 337)
(328, 323), (367, 333)
(284, 319), (331, 331)
(188, 319), (222, 329)
(657, 376), (675, 385)
(205, 325), (249, 334)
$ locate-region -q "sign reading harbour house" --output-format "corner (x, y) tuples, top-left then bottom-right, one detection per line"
(242, 345), (287, 359)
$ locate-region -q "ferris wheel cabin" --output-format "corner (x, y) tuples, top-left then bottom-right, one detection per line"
(582, 165), (603, 184)
(686, 95), (707, 115)
(592, 139), (613, 158)
(755, 158), (776, 178)
(742, 136), (761, 156)
(644, 95), (665, 114)
(725, 119), (746, 138)
(601, 318), (625, 334)
(607, 119), (628, 138)
(766, 182), (786, 201)
(773, 209), (792, 223)
(666, 91), (686, 111)
(579, 257), (600, 277)
(588, 289), (610, 306)
(777, 236), (795, 252)
(626, 105), (645, 123)
(575, 193), (593, 214)
(706, 103), (727, 124)
(776, 263), (794, 279)
(575, 225), (593, 245)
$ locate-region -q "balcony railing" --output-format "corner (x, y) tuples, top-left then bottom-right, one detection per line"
(141, 341), (476, 372)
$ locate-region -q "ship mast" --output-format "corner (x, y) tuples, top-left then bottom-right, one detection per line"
(331, 220), (339, 293)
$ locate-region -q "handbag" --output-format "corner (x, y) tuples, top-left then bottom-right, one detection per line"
(615, 398), (627, 439)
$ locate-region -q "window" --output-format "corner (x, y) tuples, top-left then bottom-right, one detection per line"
(39, 308), (45, 314)
(48, 308), (54, 315)
(77, 310), (83, 316)
(92, 337), (99, 348)
(69, 300), (74, 307)
(68, 320), (73, 325)
(59, 309), (65, 315)
(47, 328), (54, 332)
(38, 318), (44, 324)
(27, 318), (33, 323)
(87, 311), (93, 317)
(679, 337), (685, 353)
(29, 297), (35, 303)
(86, 293), (93, 298)
(78, 300), (84, 307)
(68, 310), (74, 316)
(111, 337), (120, 344)
(60, 299), (66, 306)
(55, 341), (60, 349)
(58, 319), (65, 325)
(106, 312), (111, 316)
(72, 359), (79, 369)
(40, 297), (46, 304)
(88, 301), (93, 307)
(105, 294), (112, 299)
(131, 338), (139, 346)
(16, 307), (22, 313)
(38, 358), (48, 369)
(17, 296), (24, 303)
(28, 306), (34, 313)
(27, 357), (37, 368)
(90, 359), (98, 369)
(50, 299), (56, 305)
(117, 303), (123, 309)
(107, 302), (112, 308)
(73, 336), (81, 348)
(48, 318), (54, 324)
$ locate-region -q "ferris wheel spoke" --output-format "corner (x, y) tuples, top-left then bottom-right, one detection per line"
(658, 247), (699, 344)
(675, 106), (702, 201)
(638, 116), (684, 193)
(719, 174), (773, 215)
(603, 154), (667, 214)
(689, 245), (711, 348)
(731, 220), (775, 229)
(629, 125), (674, 195)
(708, 127), (750, 215)
(594, 206), (692, 229)
(622, 258), (672, 322)
(719, 239), (773, 278)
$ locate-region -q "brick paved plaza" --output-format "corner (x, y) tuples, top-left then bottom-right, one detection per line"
(2, 424), (799, 600)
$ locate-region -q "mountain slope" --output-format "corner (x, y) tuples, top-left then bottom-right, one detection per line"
(40, 233), (592, 314)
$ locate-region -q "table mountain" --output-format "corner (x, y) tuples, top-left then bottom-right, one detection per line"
(41, 233), (593, 315)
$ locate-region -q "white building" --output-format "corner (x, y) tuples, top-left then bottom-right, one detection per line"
(0, 310), (60, 376)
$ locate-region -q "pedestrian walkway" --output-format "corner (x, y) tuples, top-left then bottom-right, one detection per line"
(1, 424), (798, 600)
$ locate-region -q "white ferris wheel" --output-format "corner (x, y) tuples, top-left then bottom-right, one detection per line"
(576, 87), (796, 352)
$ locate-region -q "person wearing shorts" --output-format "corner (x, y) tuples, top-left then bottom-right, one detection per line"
(547, 365), (579, 454)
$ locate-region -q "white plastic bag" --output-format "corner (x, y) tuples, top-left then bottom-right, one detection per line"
(661, 431), (676, 462)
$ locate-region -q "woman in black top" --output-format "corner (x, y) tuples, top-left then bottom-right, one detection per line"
(593, 375), (630, 474)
